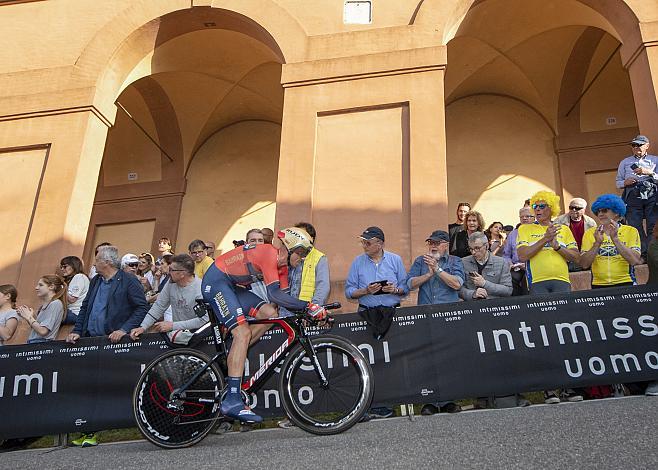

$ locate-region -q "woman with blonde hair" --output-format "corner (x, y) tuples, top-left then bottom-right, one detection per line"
(137, 252), (156, 293)
(451, 210), (485, 258)
(0, 284), (19, 346)
(17, 275), (67, 344)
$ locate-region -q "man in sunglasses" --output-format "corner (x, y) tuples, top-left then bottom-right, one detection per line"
(121, 253), (140, 275)
(517, 191), (580, 295)
(616, 135), (658, 257)
(553, 197), (597, 271)
(517, 192), (583, 404)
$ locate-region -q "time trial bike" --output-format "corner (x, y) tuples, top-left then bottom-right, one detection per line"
(132, 301), (374, 448)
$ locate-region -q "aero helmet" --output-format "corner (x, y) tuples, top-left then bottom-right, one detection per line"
(277, 227), (313, 252)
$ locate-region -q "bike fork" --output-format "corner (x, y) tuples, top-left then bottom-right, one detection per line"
(299, 337), (329, 387)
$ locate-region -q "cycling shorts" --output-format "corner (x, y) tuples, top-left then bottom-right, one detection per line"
(201, 263), (267, 331)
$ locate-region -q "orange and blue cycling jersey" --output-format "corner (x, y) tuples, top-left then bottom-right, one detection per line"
(214, 243), (290, 288)
(202, 244), (307, 330)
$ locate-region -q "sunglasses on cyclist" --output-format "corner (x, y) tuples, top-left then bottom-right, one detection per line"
(532, 203), (548, 210)
(126, 262), (139, 268)
(569, 206), (584, 211)
(631, 143), (644, 148)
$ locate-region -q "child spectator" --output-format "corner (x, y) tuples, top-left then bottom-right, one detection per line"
(17, 275), (67, 344)
(157, 237), (174, 261)
(0, 284), (19, 346)
(59, 256), (90, 325)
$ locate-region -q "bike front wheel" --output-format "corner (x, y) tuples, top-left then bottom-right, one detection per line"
(133, 348), (224, 449)
(279, 334), (373, 435)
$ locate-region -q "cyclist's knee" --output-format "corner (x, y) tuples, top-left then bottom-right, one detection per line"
(255, 303), (278, 320)
(231, 322), (252, 342)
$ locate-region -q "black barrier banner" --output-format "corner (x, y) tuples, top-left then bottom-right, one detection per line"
(1, 285), (657, 439)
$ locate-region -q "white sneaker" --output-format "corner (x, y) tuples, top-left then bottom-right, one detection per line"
(646, 381), (658, 396)
(561, 389), (583, 402)
(544, 391), (560, 404)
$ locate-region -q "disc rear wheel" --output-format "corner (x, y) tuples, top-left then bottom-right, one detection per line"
(133, 348), (224, 448)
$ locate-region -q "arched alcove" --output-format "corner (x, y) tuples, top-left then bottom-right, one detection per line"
(85, 7), (285, 260)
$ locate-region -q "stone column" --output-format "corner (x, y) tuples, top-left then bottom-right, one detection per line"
(276, 39), (448, 281)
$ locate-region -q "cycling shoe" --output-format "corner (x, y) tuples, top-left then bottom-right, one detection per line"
(221, 401), (263, 424)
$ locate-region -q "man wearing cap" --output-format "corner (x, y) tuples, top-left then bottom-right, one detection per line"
(345, 226), (408, 420)
(345, 226), (409, 309)
(616, 135), (658, 256)
(407, 229), (465, 305)
(121, 253), (140, 275)
(407, 229), (465, 415)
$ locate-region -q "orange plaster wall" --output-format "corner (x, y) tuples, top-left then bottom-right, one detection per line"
(446, 95), (559, 225)
(312, 104), (410, 280)
(177, 121), (280, 256)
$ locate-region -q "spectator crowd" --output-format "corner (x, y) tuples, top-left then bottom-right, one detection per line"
(1, 135), (657, 445)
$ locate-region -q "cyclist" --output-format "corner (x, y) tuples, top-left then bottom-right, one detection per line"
(201, 227), (328, 423)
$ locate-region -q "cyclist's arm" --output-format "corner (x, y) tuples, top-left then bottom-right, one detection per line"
(266, 281), (309, 311)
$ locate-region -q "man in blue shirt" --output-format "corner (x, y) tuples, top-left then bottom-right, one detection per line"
(407, 229), (465, 415)
(616, 135), (658, 256)
(345, 226), (408, 309)
(345, 226), (408, 419)
(407, 230), (465, 305)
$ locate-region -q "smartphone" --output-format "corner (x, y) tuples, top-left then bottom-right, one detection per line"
(630, 163), (639, 170)
(370, 280), (389, 295)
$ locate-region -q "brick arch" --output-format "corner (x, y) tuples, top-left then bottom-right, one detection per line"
(73, 0), (307, 122)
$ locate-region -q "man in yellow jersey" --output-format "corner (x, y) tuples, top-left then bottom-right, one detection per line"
(579, 194), (641, 288)
(517, 190), (581, 294)
(517, 190), (583, 404)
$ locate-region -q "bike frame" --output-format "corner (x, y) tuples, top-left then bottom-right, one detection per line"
(172, 307), (328, 407)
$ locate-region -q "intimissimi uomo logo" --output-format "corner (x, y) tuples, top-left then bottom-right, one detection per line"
(0, 372), (59, 397)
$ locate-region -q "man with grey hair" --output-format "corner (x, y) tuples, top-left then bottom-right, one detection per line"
(130, 254), (207, 340)
(553, 197), (597, 272)
(502, 206), (534, 295)
(461, 232), (519, 409)
(66, 245), (148, 447)
(67, 245), (148, 345)
(616, 135), (658, 256)
(553, 197), (596, 250)
(459, 232), (512, 300)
